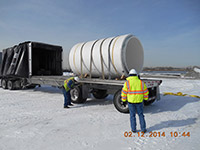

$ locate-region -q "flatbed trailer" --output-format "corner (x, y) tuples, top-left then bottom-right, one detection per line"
(28, 75), (162, 113)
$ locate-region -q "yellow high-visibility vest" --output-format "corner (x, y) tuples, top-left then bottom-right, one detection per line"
(121, 76), (149, 103)
(64, 77), (74, 92)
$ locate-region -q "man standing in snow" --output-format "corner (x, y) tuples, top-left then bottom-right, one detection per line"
(121, 69), (149, 133)
(63, 77), (78, 108)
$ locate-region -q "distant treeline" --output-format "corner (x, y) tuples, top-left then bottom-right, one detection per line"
(143, 66), (197, 71)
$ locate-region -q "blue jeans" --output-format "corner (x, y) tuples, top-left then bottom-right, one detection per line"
(62, 88), (71, 107)
(128, 102), (146, 131)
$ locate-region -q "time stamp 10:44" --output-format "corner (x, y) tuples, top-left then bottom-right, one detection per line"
(124, 131), (190, 138)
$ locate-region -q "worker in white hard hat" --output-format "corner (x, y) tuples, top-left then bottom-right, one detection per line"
(121, 69), (149, 133)
(63, 77), (78, 108)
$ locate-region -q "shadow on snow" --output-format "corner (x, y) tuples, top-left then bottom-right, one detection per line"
(144, 94), (200, 114)
(147, 118), (197, 131)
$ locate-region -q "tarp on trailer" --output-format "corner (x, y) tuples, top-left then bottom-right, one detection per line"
(0, 42), (63, 78)
(0, 43), (29, 78)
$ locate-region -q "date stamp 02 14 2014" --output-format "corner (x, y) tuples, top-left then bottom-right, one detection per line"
(124, 131), (191, 138)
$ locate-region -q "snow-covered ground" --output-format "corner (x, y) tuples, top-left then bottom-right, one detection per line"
(0, 78), (200, 150)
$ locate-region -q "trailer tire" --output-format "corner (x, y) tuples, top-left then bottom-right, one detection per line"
(15, 80), (22, 89)
(70, 86), (87, 103)
(144, 99), (155, 106)
(8, 80), (15, 90)
(113, 90), (129, 113)
(26, 84), (37, 89)
(1, 79), (8, 89)
(92, 89), (108, 99)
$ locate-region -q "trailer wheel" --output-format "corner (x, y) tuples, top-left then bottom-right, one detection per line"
(1, 79), (8, 89)
(26, 84), (37, 89)
(70, 86), (87, 103)
(144, 99), (156, 106)
(15, 80), (22, 89)
(113, 90), (129, 113)
(92, 89), (108, 99)
(7, 80), (14, 90)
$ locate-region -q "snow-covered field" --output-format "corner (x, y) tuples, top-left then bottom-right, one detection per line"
(0, 78), (200, 150)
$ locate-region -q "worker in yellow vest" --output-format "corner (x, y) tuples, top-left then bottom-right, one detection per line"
(63, 77), (78, 108)
(121, 69), (149, 133)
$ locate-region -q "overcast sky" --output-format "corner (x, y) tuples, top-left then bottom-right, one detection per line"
(0, 0), (199, 69)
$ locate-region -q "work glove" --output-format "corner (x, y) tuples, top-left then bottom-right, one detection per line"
(121, 101), (127, 107)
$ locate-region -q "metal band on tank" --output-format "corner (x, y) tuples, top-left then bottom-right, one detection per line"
(108, 37), (116, 79)
(100, 38), (107, 79)
(121, 35), (133, 75)
(73, 43), (81, 75)
(111, 36), (120, 76)
(89, 40), (99, 78)
(80, 43), (86, 78)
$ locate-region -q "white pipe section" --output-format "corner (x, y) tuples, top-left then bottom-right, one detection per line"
(69, 34), (144, 78)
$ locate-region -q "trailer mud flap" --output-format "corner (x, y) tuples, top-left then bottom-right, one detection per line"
(82, 84), (89, 99)
(156, 87), (161, 100)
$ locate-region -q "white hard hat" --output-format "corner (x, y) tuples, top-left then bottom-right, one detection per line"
(129, 69), (137, 75)
(74, 77), (79, 81)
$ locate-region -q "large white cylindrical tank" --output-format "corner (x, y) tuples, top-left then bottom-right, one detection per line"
(69, 34), (144, 78)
